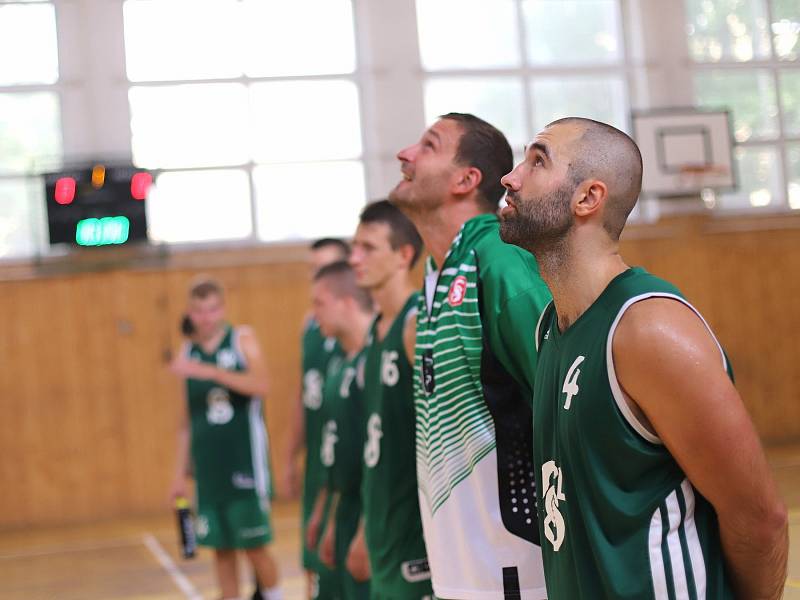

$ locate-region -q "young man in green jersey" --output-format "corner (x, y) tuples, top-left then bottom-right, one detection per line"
(388, 114), (551, 599)
(499, 117), (788, 599)
(348, 200), (433, 599)
(169, 278), (283, 600)
(307, 261), (374, 599)
(283, 238), (350, 599)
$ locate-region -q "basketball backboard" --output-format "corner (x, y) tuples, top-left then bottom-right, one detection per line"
(631, 107), (736, 198)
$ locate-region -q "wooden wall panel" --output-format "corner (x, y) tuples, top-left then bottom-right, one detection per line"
(0, 214), (798, 529)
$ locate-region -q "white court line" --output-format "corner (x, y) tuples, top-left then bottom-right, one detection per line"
(142, 533), (203, 600)
(0, 537), (142, 560)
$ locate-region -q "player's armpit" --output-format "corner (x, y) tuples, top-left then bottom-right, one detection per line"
(613, 298), (788, 600)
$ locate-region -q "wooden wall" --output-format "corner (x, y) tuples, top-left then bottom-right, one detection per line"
(0, 214), (798, 529)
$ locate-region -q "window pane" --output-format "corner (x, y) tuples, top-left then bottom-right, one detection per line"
(254, 161), (365, 241)
(522, 0), (621, 65)
(694, 70), (778, 141)
(129, 84), (249, 169)
(530, 76), (628, 132)
(788, 143), (800, 209)
(242, 0), (356, 77)
(123, 0), (242, 81)
(780, 70), (800, 136)
(719, 146), (783, 209)
(250, 81), (362, 163)
(0, 3), (58, 85)
(416, 0), (520, 70)
(424, 77), (527, 148)
(0, 92), (62, 174)
(0, 177), (46, 259)
(771, 0), (800, 60)
(685, 0), (771, 62)
(146, 169), (251, 243)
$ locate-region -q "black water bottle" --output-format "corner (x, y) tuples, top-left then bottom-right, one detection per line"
(175, 497), (196, 559)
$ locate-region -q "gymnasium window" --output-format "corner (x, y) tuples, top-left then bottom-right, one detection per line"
(416, 0), (631, 158)
(0, 0), (60, 259)
(123, 0), (366, 244)
(688, 0), (800, 211)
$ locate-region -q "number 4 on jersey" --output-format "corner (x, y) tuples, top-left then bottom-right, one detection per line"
(562, 355), (585, 410)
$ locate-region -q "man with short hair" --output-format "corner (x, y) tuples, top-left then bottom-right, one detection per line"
(283, 238), (350, 599)
(308, 261), (374, 600)
(499, 116), (788, 599)
(169, 278), (282, 600)
(347, 200), (433, 599)
(389, 113), (551, 599)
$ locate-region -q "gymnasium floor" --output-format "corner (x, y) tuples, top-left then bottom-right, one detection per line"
(2, 445), (800, 600)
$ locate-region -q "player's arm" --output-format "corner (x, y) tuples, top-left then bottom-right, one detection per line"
(282, 381), (305, 499)
(319, 491), (340, 568)
(168, 388), (191, 503)
(614, 299), (788, 600)
(306, 486), (329, 550)
(346, 518), (370, 582)
(171, 327), (269, 397)
(402, 311), (417, 368)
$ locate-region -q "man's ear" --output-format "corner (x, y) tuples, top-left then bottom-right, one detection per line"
(574, 180), (607, 218)
(452, 166), (483, 197)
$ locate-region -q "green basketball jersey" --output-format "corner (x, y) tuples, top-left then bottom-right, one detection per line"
(302, 318), (342, 519)
(321, 348), (371, 598)
(362, 292), (432, 596)
(414, 214), (551, 598)
(533, 267), (734, 600)
(185, 325), (270, 506)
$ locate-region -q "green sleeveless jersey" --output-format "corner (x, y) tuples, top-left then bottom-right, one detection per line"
(533, 267), (734, 600)
(185, 325), (270, 506)
(362, 292), (432, 595)
(414, 214), (551, 598)
(302, 319), (341, 514)
(321, 349), (367, 504)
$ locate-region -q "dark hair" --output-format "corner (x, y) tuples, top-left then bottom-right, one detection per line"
(310, 237), (351, 258)
(359, 199), (424, 267)
(180, 314), (195, 337)
(313, 260), (373, 312)
(440, 112), (513, 212)
(189, 277), (223, 300)
(547, 117), (643, 241)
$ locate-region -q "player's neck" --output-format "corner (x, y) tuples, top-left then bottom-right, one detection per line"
(197, 323), (226, 352)
(371, 272), (416, 327)
(337, 310), (373, 357)
(541, 241), (628, 333)
(414, 202), (486, 268)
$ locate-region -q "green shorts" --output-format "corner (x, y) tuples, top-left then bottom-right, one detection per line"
(369, 558), (433, 600)
(195, 496), (272, 549)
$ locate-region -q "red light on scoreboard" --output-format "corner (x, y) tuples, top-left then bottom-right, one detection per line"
(54, 177), (77, 205)
(130, 172), (153, 200)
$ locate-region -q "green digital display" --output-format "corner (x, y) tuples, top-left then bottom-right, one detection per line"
(75, 216), (130, 246)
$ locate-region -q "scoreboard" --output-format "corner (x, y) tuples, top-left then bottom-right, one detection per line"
(44, 164), (153, 247)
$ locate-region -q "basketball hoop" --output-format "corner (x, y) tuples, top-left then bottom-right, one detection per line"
(677, 164), (729, 208)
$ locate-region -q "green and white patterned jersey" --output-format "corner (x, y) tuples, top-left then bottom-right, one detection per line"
(185, 325), (270, 506)
(414, 214), (551, 599)
(362, 292), (432, 598)
(533, 267), (734, 599)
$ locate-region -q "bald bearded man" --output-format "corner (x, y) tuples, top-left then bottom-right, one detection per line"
(499, 117), (788, 600)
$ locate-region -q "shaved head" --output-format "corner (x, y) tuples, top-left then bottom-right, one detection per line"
(549, 117), (642, 240)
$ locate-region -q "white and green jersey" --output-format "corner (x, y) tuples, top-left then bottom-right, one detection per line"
(414, 215), (552, 600)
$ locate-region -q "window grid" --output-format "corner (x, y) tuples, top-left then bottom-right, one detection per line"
(124, 0), (368, 245)
(421, 0), (632, 148)
(691, 0), (800, 212)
